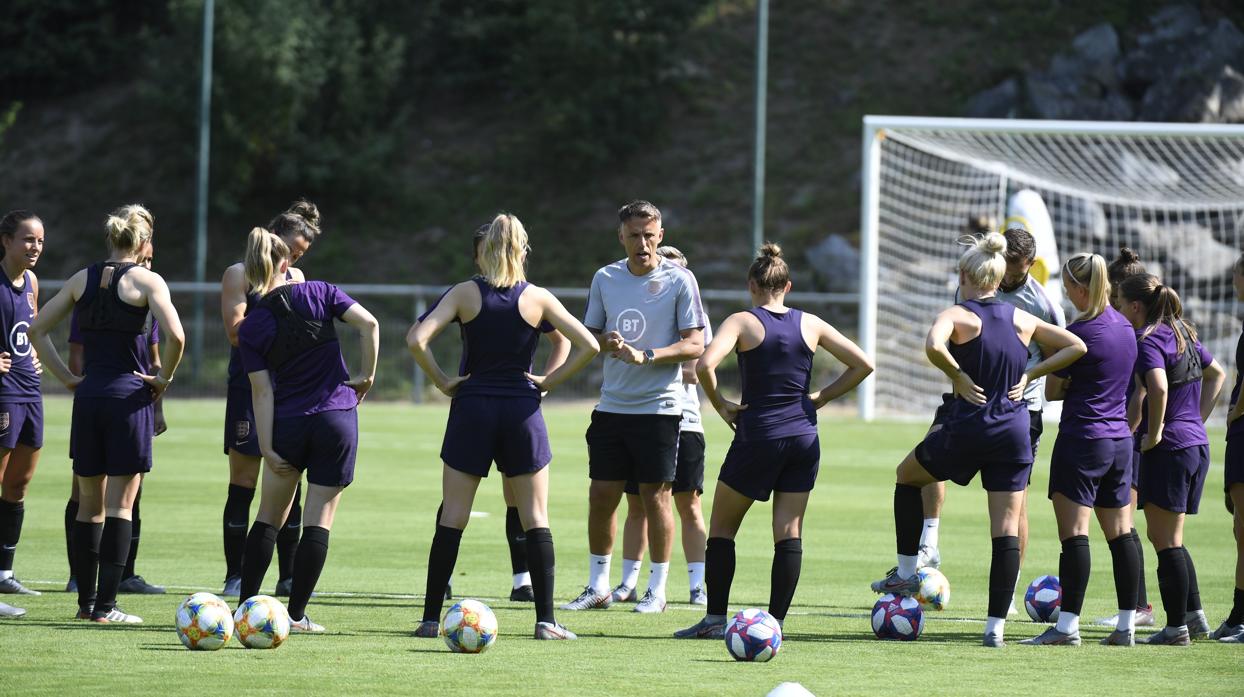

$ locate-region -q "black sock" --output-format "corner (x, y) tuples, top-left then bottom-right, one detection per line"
(64, 499), (79, 578)
(507, 507), (529, 578)
(93, 516), (133, 616)
(524, 527), (555, 624)
(988, 536), (1021, 619)
(423, 525), (464, 622)
(72, 520), (102, 612)
(223, 484), (255, 579)
(239, 522), (278, 602)
(768, 538), (802, 621)
(1131, 529), (1149, 608)
(894, 484), (923, 557)
(277, 482), (302, 582)
(1058, 535), (1091, 617)
(1228, 587), (1244, 626)
(1156, 546), (1190, 628)
(287, 526), (329, 621)
(123, 490), (141, 579)
(706, 537), (735, 617)
(0, 499), (24, 571)
(1107, 532), (1140, 612)
(1181, 547), (1202, 614)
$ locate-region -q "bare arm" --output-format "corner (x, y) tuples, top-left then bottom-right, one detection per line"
(341, 303), (380, 402)
(542, 329), (572, 376)
(407, 283), (469, 397)
(614, 327), (705, 366)
(28, 270), (86, 390)
(135, 271), (185, 400)
(527, 288), (600, 394)
(1045, 374), (1069, 402)
(1200, 358), (1226, 423)
(809, 317), (873, 408)
(696, 314), (746, 430)
(1010, 314), (1086, 401)
(67, 342), (84, 376)
(1142, 368), (1168, 452)
(149, 339), (167, 435)
(220, 265), (248, 348)
(248, 370), (294, 474)
(925, 309), (985, 405)
(1127, 376), (1145, 433)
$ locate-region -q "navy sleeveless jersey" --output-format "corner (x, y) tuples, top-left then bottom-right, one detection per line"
(1230, 318), (1244, 440)
(75, 262), (152, 402)
(227, 268), (293, 390)
(455, 278), (542, 399)
(735, 307), (817, 441)
(0, 270), (40, 402)
(942, 299), (1029, 432)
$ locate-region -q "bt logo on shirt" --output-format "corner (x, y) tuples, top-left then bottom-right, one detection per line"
(9, 321), (30, 358)
(616, 308), (646, 344)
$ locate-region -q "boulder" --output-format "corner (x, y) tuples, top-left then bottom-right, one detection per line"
(804, 233), (860, 292)
(964, 77), (1019, 119)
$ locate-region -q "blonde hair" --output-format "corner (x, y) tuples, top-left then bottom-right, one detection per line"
(957, 232), (1007, 291)
(244, 227), (290, 293)
(104, 204), (153, 254)
(748, 242), (789, 293)
(1063, 253), (1110, 321)
(478, 213), (528, 288)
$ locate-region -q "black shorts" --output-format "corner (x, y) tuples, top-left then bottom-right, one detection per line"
(586, 410), (680, 484)
(223, 387), (260, 457)
(625, 431), (705, 495)
(271, 408), (358, 488)
(1226, 433), (1244, 490)
(1028, 410), (1044, 456)
(719, 433), (819, 502)
(72, 397), (153, 477)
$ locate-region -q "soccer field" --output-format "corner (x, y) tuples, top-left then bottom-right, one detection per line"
(4, 397), (1241, 696)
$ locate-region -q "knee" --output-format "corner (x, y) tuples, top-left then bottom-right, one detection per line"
(674, 494), (701, 521)
(231, 471), (259, 489)
(0, 484), (26, 503)
(588, 484), (620, 512)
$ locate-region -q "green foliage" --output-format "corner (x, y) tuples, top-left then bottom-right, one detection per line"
(0, 102), (21, 148)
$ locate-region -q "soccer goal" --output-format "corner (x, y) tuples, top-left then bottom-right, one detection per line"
(857, 116), (1244, 421)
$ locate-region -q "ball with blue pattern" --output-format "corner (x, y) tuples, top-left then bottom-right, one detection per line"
(442, 599), (498, 654)
(1024, 575), (1062, 623)
(724, 608), (782, 662)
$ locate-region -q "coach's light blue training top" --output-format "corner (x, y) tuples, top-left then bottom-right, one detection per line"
(960, 275), (1064, 411)
(585, 258), (705, 416)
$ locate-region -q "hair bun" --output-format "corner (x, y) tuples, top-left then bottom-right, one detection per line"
(104, 214), (128, 238)
(1117, 246), (1138, 264)
(759, 242), (782, 259)
(287, 199), (320, 228)
(980, 231), (1007, 255)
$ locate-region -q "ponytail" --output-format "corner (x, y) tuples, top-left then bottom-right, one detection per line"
(104, 204), (153, 254)
(1120, 273), (1197, 355)
(478, 213), (528, 288)
(1062, 253), (1109, 321)
(243, 227), (290, 293)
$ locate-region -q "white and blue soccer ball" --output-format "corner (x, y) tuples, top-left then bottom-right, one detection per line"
(724, 608), (782, 662)
(233, 595), (291, 649)
(442, 599), (498, 654)
(915, 567), (950, 611)
(1024, 575), (1062, 623)
(872, 593), (925, 641)
(175, 592), (234, 651)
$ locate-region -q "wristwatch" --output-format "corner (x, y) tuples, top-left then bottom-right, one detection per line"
(643, 349), (655, 365)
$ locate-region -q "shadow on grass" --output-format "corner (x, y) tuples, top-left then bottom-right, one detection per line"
(13, 619), (167, 634)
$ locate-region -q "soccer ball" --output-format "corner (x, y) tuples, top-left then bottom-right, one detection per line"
(724, 608), (782, 662)
(872, 593), (925, 641)
(915, 567), (950, 611)
(175, 592), (234, 651)
(1024, 575), (1062, 623)
(233, 595), (291, 649)
(442, 599), (498, 654)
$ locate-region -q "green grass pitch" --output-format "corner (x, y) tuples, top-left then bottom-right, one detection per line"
(4, 397), (1242, 695)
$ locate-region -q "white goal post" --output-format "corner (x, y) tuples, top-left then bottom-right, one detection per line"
(857, 116), (1244, 421)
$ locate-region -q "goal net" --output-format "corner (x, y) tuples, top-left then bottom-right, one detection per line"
(857, 116), (1244, 420)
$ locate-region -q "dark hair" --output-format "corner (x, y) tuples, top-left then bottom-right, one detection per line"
(749, 242), (789, 293)
(472, 223), (489, 259)
(268, 199), (321, 244)
(1107, 247), (1145, 285)
(1001, 227), (1035, 264)
(964, 214), (996, 236)
(1120, 273), (1197, 355)
(0, 210), (40, 262)
(618, 200), (661, 225)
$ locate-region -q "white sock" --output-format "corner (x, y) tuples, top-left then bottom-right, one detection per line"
(919, 518), (940, 549)
(589, 554), (611, 594)
(985, 616), (1005, 638)
(688, 562), (705, 591)
(513, 572), (531, 589)
(1055, 611), (1080, 634)
(446, 575), (453, 589)
(647, 562), (670, 598)
(897, 554), (918, 578)
(621, 558), (642, 589)
(1117, 609), (1136, 632)
(0, 570), (12, 581)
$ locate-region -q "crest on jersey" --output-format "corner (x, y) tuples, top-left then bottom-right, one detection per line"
(235, 420), (251, 440)
(25, 293), (34, 312)
(646, 279), (664, 295)
(0, 413), (9, 432)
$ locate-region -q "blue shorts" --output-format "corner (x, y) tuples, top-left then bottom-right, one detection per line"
(1048, 435), (1132, 509)
(1138, 444), (1210, 515)
(719, 433), (819, 502)
(223, 387), (260, 457)
(441, 395), (551, 478)
(0, 400), (42, 450)
(71, 397), (153, 477)
(272, 408), (358, 488)
(1132, 434), (1143, 491)
(916, 412), (1033, 492)
(1225, 434), (1244, 491)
